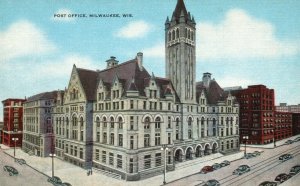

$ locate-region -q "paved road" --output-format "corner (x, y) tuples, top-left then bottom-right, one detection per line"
(167, 142), (300, 186)
(0, 149), (52, 186)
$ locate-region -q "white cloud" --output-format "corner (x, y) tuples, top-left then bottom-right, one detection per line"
(197, 9), (299, 60)
(218, 76), (254, 88)
(39, 54), (100, 77)
(52, 9), (75, 22)
(0, 20), (56, 61)
(115, 20), (152, 39)
(142, 43), (165, 58)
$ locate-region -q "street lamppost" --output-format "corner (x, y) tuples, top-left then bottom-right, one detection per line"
(12, 137), (19, 161)
(273, 128), (276, 148)
(242, 136), (248, 157)
(161, 144), (169, 185)
(49, 153), (56, 177)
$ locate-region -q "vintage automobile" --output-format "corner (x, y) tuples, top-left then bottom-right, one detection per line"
(289, 165), (300, 175)
(233, 165), (250, 175)
(252, 151), (262, 156)
(279, 154), (293, 162)
(274, 173), (291, 183)
(244, 153), (255, 159)
(16, 158), (26, 165)
(203, 179), (220, 186)
(47, 176), (62, 185)
(3, 165), (19, 176)
(212, 163), (222, 170)
(258, 181), (278, 186)
(284, 140), (294, 145)
(200, 166), (214, 174)
(220, 160), (230, 167)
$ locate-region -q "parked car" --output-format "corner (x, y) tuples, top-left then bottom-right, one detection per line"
(203, 179), (220, 186)
(200, 166), (214, 174)
(279, 154), (293, 162)
(16, 158), (26, 165)
(220, 160), (230, 167)
(47, 176), (62, 185)
(293, 137), (300, 142)
(274, 173), (291, 183)
(233, 165), (250, 175)
(258, 181), (278, 186)
(212, 163), (221, 170)
(244, 153), (255, 159)
(253, 151), (262, 156)
(3, 165), (18, 176)
(285, 140), (294, 145)
(289, 165), (300, 175)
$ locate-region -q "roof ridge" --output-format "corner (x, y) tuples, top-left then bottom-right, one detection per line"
(97, 59), (136, 73)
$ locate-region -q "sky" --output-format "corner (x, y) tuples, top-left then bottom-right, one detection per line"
(1, 0), (300, 121)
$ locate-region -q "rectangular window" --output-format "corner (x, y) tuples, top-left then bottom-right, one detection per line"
(96, 132), (100, 142)
(80, 148), (83, 159)
(70, 145), (73, 155)
(118, 134), (123, 146)
(168, 116), (171, 128)
(117, 155), (122, 169)
(109, 153), (114, 165)
(160, 102), (163, 110)
(130, 136), (134, 149)
(130, 116), (134, 130)
(130, 100), (134, 109)
(155, 133), (161, 145)
(65, 144), (68, 153)
(155, 153), (162, 167)
(95, 149), (99, 161)
(144, 155), (151, 169)
(143, 101), (147, 109)
(102, 151), (106, 163)
(168, 103), (171, 110)
(74, 146), (77, 156)
(129, 158), (134, 173)
(103, 132), (107, 143)
(144, 134), (150, 147)
(168, 133), (171, 144)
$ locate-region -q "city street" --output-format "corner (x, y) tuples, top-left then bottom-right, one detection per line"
(167, 141), (300, 186)
(0, 148), (52, 186)
(0, 135), (299, 186)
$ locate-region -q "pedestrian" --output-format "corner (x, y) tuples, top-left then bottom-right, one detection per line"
(91, 169), (93, 175)
(87, 170), (90, 176)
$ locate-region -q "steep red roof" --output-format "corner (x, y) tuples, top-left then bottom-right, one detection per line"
(77, 68), (98, 101)
(196, 80), (224, 104)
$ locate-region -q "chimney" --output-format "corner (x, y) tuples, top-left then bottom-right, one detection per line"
(137, 52), (143, 71)
(203, 72), (212, 88)
(106, 56), (119, 69)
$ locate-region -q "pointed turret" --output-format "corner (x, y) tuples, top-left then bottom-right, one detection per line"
(172, 0), (189, 22)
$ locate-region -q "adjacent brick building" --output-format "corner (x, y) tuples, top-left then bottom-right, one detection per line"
(2, 98), (26, 147)
(231, 85), (275, 145)
(274, 112), (292, 141)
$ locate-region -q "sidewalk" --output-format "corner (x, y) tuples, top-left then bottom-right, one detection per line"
(240, 134), (300, 149)
(1, 145), (244, 186)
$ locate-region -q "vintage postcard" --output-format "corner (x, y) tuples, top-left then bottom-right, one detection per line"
(0, 0), (300, 186)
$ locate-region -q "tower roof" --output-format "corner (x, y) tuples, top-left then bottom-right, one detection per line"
(172, 0), (189, 22)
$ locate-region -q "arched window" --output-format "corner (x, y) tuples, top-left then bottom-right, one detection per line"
(118, 117), (123, 129)
(168, 32), (171, 41)
(96, 117), (100, 127)
(155, 117), (161, 129)
(110, 117), (114, 128)
(172, 30), (175, 40)
(144, 117), (150, 129)
(188, 129), (192, 139)
(230, 117), (233, 125)
(188, 117), (192, 126)
(103, 117), (107, 127)
(80, 117), (84, 141)
(213, 118), (216, 126)
(201, 117), (205, 125)
(176, 28), (179, 39)
(191, 31), (194, 41)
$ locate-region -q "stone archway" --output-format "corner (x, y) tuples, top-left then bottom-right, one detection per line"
(186, 147), (193, 160)
(204, 144), (210, 155)
(174, 148), (183, 162)
(195, 145), (202, 157)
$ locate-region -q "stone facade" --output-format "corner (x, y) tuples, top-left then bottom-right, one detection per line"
(22, 92), (56, 157)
